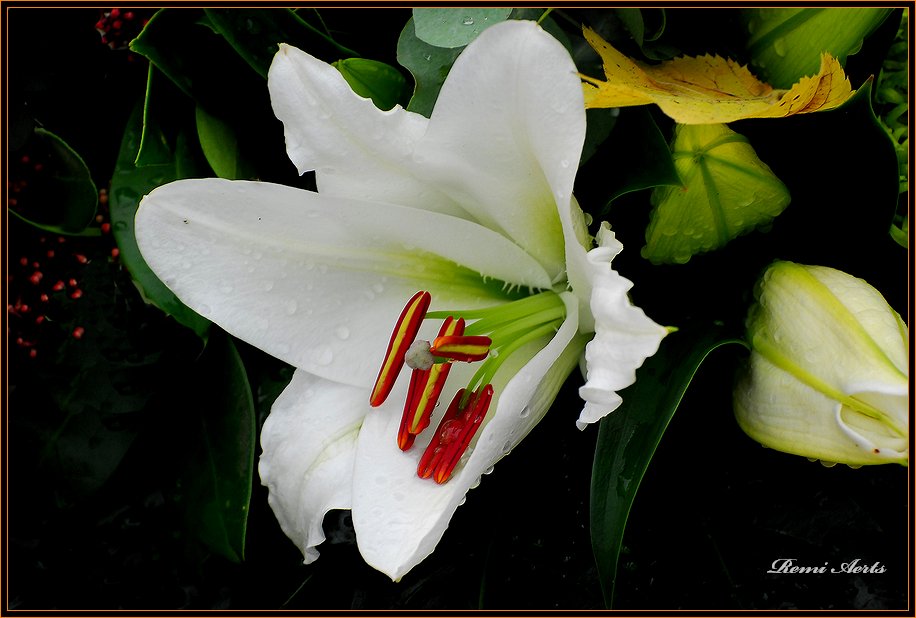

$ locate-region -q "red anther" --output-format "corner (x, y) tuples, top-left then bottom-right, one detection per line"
(95, 214), (104, 223)
(417, 386), (494, 484)
(20, 155), (30, 164)
(57, 236), (66, 244)
(70, 289), (83, 300)
(72, 327), (85, 340)
(28, 272), (42, 285)
(397, 369), (425, 450)
(19, 257), (28, 266)
(33, 163), (43, 172)
(401, 317), (463, 439)
(124, 11), (134, 20)
(101, 222), (111, 233)
(68, 278), (78, 287)
(52, 281), (65, 292)
(8, 198), (17, 206)
(46, 250), (55, 258)
(35, 315), (45, 325)
(74, 254), (88, 264)
(369, 291), (431, 407)
(16, 337), (23, 346)
(19, 304), (30, 313)
(111, 248), (120, 258)
(430, 335), (492, 362)
(29, 349), (37, 359)
(110, 8), (120, 17)
(39, 294), (49, 303)
(31, 261), (40, 269)
(112, 19), (122, 29)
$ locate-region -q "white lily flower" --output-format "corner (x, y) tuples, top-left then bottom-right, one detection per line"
(134, 20), (667, 580)
(734, 261), (908, 466)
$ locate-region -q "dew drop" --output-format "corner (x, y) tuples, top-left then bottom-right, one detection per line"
(458, 497), (466, 506)
(773, 37), (787, 57)
(263, 280), (275, 292)
(423, 54), (432, 62)
(285, 300), (298, 315)
(519, 406), (531, 419)
(483, 465), (495, 475)
(462, 16), (474, 25)
(335, 326), (350, 340)
(198, 303), (212, 315)
(560, 159), (570, 168)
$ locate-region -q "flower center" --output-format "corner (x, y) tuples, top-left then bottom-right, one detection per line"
(370, 290), (566, 483)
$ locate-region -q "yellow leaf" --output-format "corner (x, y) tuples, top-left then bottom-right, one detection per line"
(580, 28), (854, 124)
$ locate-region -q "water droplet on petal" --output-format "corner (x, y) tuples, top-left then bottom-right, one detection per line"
(462, 16), (474, 25)
(263, 280), (275, 292)
(519, 406), (531, 419)
(285, 300), (298, 315)
(335, 326), (350, 340)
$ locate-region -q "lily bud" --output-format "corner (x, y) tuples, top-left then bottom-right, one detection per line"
(734, 261), (908, 466)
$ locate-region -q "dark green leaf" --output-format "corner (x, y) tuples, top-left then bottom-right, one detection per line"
(333, 57), (409, 111)
(109, 102), (211, 339)
(178, 332), (256, 562)
(590, 324), (745, 607)
(582, 107), (680, 212)
(204, 8), (360, 78)
(129, 9), (266, 112)
(9, 127), (97, 234)
(396, 17), (462, 117)
(412, 8), (511, 48)
(742, 8), (892, 88)
(136, 64), (182, 167)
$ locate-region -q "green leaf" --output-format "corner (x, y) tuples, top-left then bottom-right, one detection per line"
(195, 104), (256, 179)
(333, 58), (409, 111)
(396, 17), (462, 117)
(412, 8), (511, 48)
(129, 9), (265, 111)
(136, 64), (181, 167)
(590, 325), (745, 608)
(9, 127), (97, 234)
(178, 332), (256, 562)
(109, 102), (211, 339)
(743, 8), (892, 88)
(644, 123), (790, 264)
(203, 8), (360, 78)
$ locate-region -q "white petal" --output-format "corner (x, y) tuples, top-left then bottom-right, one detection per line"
(258, 370), (365, 563)
(576, 223), (669, 428)
(135, 178), (552, 386)
(350, 293), (584, 581)
(268, 44), (468, 218)
(734, 353), (908, 465)
(416, 20), (586, 280)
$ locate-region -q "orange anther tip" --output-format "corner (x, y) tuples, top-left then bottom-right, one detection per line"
(369, 291), (431, 407)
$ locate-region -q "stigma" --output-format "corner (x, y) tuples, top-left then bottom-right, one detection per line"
(369, 289), (566, 483)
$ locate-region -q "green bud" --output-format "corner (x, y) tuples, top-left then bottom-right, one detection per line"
(734, 261), (908, 466)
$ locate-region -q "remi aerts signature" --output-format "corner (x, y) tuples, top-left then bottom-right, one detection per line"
(767, 558), (886, 574)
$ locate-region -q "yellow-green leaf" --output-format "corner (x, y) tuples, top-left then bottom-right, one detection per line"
(581, 28), (854, 124)
(643, 123), (790, 264)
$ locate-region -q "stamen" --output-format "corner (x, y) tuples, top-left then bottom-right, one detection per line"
(369, 291), (431, 407)
(397, 317), (464, 450)
(417, 385), (494, 484)
(429, 335), (491, 362)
